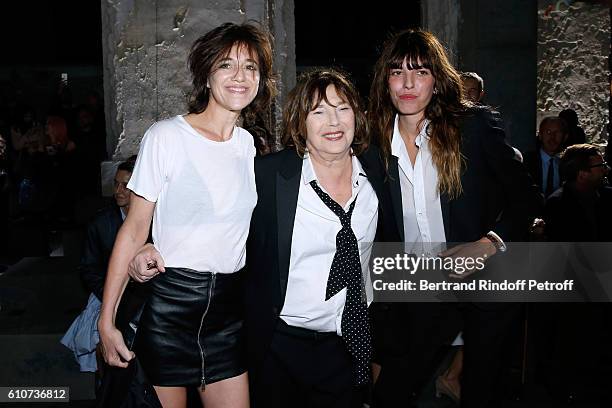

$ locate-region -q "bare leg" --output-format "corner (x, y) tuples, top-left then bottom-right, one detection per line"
(372, 363), (382, 385)
(444, 347), (463, 382)
(436, 347), (463, 403)
(154, 386), (187, 408)
(199, 372), (249, 408)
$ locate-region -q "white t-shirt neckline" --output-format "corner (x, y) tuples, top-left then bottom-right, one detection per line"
(177, 114), (239, 146)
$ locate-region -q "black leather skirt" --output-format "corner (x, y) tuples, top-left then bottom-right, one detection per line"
(134, 267), (246, 387)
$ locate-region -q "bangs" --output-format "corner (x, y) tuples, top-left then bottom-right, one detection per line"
(307, 76), (350, 110)
(387, 38), (433, 71)
(216, 40), (260, 63)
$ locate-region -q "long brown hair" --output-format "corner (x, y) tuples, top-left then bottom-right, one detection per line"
(368, 29), (467, 199)
(282, 68), (369, 157)
(187, 22), (277, 124)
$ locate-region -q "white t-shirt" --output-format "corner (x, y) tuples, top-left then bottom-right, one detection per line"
(127, 115), (257, 273)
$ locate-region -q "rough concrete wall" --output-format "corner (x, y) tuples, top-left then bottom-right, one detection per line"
(101, 0), (295, 161)
(421, 0), (461, 63)
(537, 1), (610, 145)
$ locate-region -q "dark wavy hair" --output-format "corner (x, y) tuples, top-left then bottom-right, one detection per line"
(560, 143), (601, 182)
(187, 22), (277, 124)
(368, 29), (468, 199)
(282, 68), (369, 157)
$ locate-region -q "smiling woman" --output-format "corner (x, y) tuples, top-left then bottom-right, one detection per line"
(97, 22), (276, 408)
(282, 68), (369, 158)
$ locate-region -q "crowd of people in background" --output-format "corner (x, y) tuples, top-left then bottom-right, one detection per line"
(0, 82), (107, 263)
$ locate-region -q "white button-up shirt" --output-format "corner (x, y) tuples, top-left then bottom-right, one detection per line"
(280, 153), (378, 335)
(391, 115), (446, 255)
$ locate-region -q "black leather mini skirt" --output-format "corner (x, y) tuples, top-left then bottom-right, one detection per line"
(134, 267), (246, 387)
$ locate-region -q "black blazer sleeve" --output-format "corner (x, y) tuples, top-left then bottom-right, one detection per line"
(468, 109), (543, 241)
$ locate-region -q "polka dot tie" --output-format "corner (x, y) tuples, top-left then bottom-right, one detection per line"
(310, 180), (372, 386)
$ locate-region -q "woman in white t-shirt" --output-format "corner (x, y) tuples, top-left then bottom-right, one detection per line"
(98, 22), (276, 408)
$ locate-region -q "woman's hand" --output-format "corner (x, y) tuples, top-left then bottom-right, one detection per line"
(440, 237), (497, 279)
(98, 323), (135, 368)
(128, 243), (165, 282)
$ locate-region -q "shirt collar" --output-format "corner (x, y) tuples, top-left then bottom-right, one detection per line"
(302, 150), (366, 189)
(391, 114), (430, 157)
(540, 148), (559, 161)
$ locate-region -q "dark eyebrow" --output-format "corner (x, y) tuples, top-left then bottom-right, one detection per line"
(217, 57), (259, 65)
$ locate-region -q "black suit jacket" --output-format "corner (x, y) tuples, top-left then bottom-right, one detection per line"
(544, 185), (612, 242)
(79, 204), (124, 301)
(387, 108), (542, 244)
(244, 146), (400, 376)
(523, 149), (544, 192)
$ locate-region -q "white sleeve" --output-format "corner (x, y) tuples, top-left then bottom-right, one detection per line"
(127, 125), (169, 203)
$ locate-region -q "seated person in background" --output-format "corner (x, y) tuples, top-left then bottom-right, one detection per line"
(524, 116), (568, 198)
(10, 106), (44, 153)
(533, 144), (612, 401)
(61, 158), (143, 373)
(545, 143), (611, 241)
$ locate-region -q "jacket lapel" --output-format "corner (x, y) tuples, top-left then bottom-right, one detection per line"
(440, 192), (451, 241)
(388, 156), (405, 242)
(276, 150), (302, 303)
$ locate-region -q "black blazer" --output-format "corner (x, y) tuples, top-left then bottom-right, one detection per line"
(544, 185), (612, 242)
(79, 204), (124, 301)
(523, 149), (544, 192)
(387, 108), (542, 244)
(244, 146), (400, 375)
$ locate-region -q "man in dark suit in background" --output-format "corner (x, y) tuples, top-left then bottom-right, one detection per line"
(524, 116), (568, 198)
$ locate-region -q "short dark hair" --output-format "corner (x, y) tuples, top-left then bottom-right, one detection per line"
(539, 116), (568, 136)
(187, 22), (276, 120)
(559, 108), (578, 128)
(461, 71), (484, 92)
(282, 68), (368, 157)
(560, 143), (601, 182)
(117, 158), (135, 173)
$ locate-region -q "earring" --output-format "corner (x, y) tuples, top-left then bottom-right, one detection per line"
(433, 88), (438, 95)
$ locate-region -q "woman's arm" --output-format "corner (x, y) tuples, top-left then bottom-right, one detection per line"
(98, 193), (155, 367)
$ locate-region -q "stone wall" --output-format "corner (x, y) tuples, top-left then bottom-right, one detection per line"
(421, 0), (461, 64)
(537, 0), (610, 146)
(101, 0), (295, 161)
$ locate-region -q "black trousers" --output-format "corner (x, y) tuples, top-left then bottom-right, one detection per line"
(251, 321), (365, 408)
(373, 302), (521, 408)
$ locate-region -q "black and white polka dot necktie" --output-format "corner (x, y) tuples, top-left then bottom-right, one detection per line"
(310, 180), (372, 386)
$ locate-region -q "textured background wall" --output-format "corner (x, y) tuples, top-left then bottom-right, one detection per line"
(101, 0), (295, 161)
(421, 0), (461, 64)
(537, 0), (610, 146)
